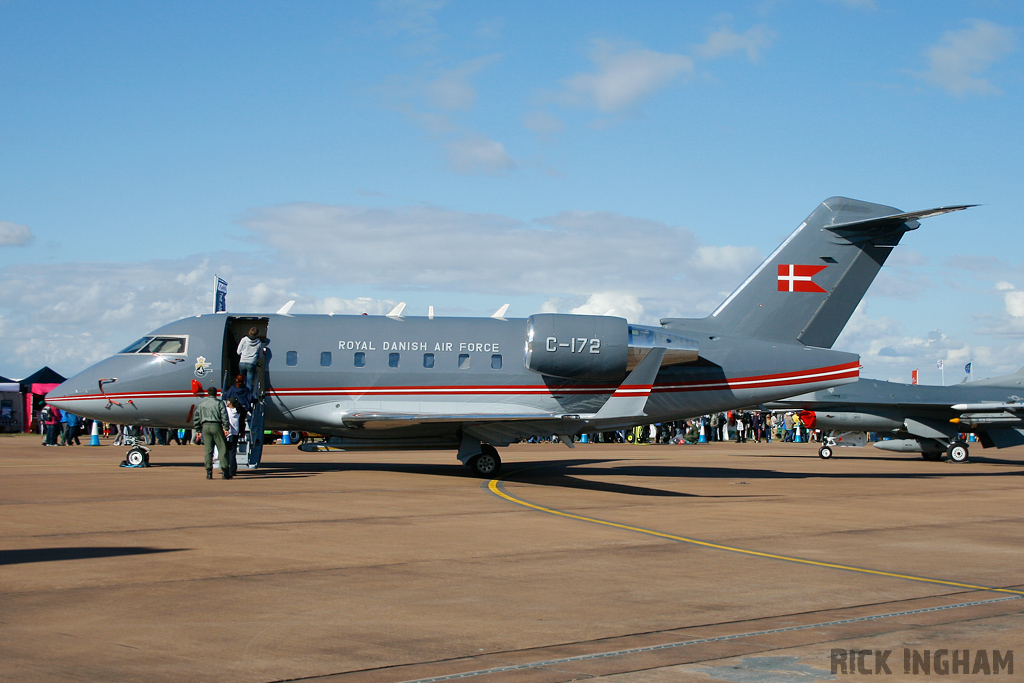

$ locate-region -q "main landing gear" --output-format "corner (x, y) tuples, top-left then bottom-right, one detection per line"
(920, 441), (969, 462)
(468, 444), (502, 477)
(946, 440), (970, 463)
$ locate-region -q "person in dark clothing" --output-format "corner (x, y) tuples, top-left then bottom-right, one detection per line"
(192, 387), (230, 479)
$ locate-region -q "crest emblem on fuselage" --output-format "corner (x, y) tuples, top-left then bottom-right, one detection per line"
(194, 356), (212, 378)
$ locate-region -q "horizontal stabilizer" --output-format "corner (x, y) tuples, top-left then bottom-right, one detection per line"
(825, 205), (975, 244)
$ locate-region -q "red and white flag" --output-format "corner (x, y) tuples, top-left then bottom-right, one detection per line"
(777, 264), (827, 293)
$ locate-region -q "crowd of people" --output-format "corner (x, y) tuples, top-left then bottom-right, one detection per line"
(537, 410), (819, 446)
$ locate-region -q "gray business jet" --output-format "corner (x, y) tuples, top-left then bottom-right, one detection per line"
(47, 197), (970, 476)
(767, 367), (1024, 462)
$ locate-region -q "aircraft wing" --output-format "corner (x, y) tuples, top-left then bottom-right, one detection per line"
(341, 411), (583, 429)
(903, 417), (957, 440)
(335, 347), (667, 431)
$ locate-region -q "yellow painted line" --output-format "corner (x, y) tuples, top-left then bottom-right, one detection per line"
(488, 477), (1024, 597)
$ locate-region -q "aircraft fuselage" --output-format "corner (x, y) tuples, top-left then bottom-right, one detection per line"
(48, 312), (859, 447)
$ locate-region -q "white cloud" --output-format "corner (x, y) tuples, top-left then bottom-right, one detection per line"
(0, 254), (405, 378)
(694, 26), (775, 63)
(561, 40), (694, 112)
(0, 221), (33, 246)
(916, 19), (1017, 96)
(523, 110), (564, 137)
(1005, 290), (1024, 318)
(691, 245), (762, 274)
(445, 135), (516, 175)
(236, 202), (766, 325)
(426, 55), (498, 110)
(569, 292), (644, 319)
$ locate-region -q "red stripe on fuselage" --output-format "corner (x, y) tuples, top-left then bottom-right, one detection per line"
(46, 362), (860, 404)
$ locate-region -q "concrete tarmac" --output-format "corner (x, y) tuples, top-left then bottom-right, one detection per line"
(1, 433), (1023, 682)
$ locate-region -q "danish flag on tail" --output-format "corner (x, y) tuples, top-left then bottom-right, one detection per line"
(778, 264), (828, 293)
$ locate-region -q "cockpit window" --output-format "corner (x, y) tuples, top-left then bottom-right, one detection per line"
(119, 336), (187, 354)
(119, 337), (152, 354)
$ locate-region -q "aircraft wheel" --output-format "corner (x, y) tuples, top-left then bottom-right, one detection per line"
(469, 447), (501, 477)
(818, 445), (833, 459)
(921, 452), (943, 461)
(947, 441), (969, 463)
(126, 448), (147, 467)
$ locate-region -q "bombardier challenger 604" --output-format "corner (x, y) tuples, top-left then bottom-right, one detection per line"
(47, 197), (970, 475)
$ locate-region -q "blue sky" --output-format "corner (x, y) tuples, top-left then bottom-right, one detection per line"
(2, 0), (1022, 384)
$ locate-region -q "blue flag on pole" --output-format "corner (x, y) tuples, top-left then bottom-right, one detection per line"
(965, 361), (972, 375)
(215, 277), (228, 313)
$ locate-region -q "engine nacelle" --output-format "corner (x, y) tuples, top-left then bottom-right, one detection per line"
(525, 314), (629, 380)
(524, 314), (700, 380)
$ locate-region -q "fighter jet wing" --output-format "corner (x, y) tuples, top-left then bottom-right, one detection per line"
(903, 417), (957, 440)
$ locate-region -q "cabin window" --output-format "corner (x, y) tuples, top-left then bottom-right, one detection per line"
(286, 351), (298, 366)
(458, 354), (470, 369)
(423, 353), (434, 368)
(354, 352), (365, 367)
(389, 352), (400, 368)
(491, 354), (502, 370)
(320, 352), (332, 367)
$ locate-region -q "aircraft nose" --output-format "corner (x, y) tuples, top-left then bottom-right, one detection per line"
(45, 367), (112, 420)
(47, 375), (86, 401)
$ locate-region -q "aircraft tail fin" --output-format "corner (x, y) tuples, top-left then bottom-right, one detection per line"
(663, 197), (973, 348)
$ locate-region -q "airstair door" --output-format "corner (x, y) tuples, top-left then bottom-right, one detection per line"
(223, 316), (269, 470)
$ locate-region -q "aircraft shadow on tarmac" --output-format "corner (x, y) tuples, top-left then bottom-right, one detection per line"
(763, 451), (1024, 466)
(0, 546), (185, 566)
(148, 454), (1023, 498)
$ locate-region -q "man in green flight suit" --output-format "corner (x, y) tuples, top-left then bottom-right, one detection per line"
(193, 386), (232, 479)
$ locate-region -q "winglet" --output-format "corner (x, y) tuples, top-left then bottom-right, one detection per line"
(387, 302), (407, 318)
(593, 347), (666, 420)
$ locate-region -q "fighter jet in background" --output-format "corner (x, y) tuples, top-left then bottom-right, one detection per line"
(47, 197), (970, 476)
(768, 367), (1024, 461)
